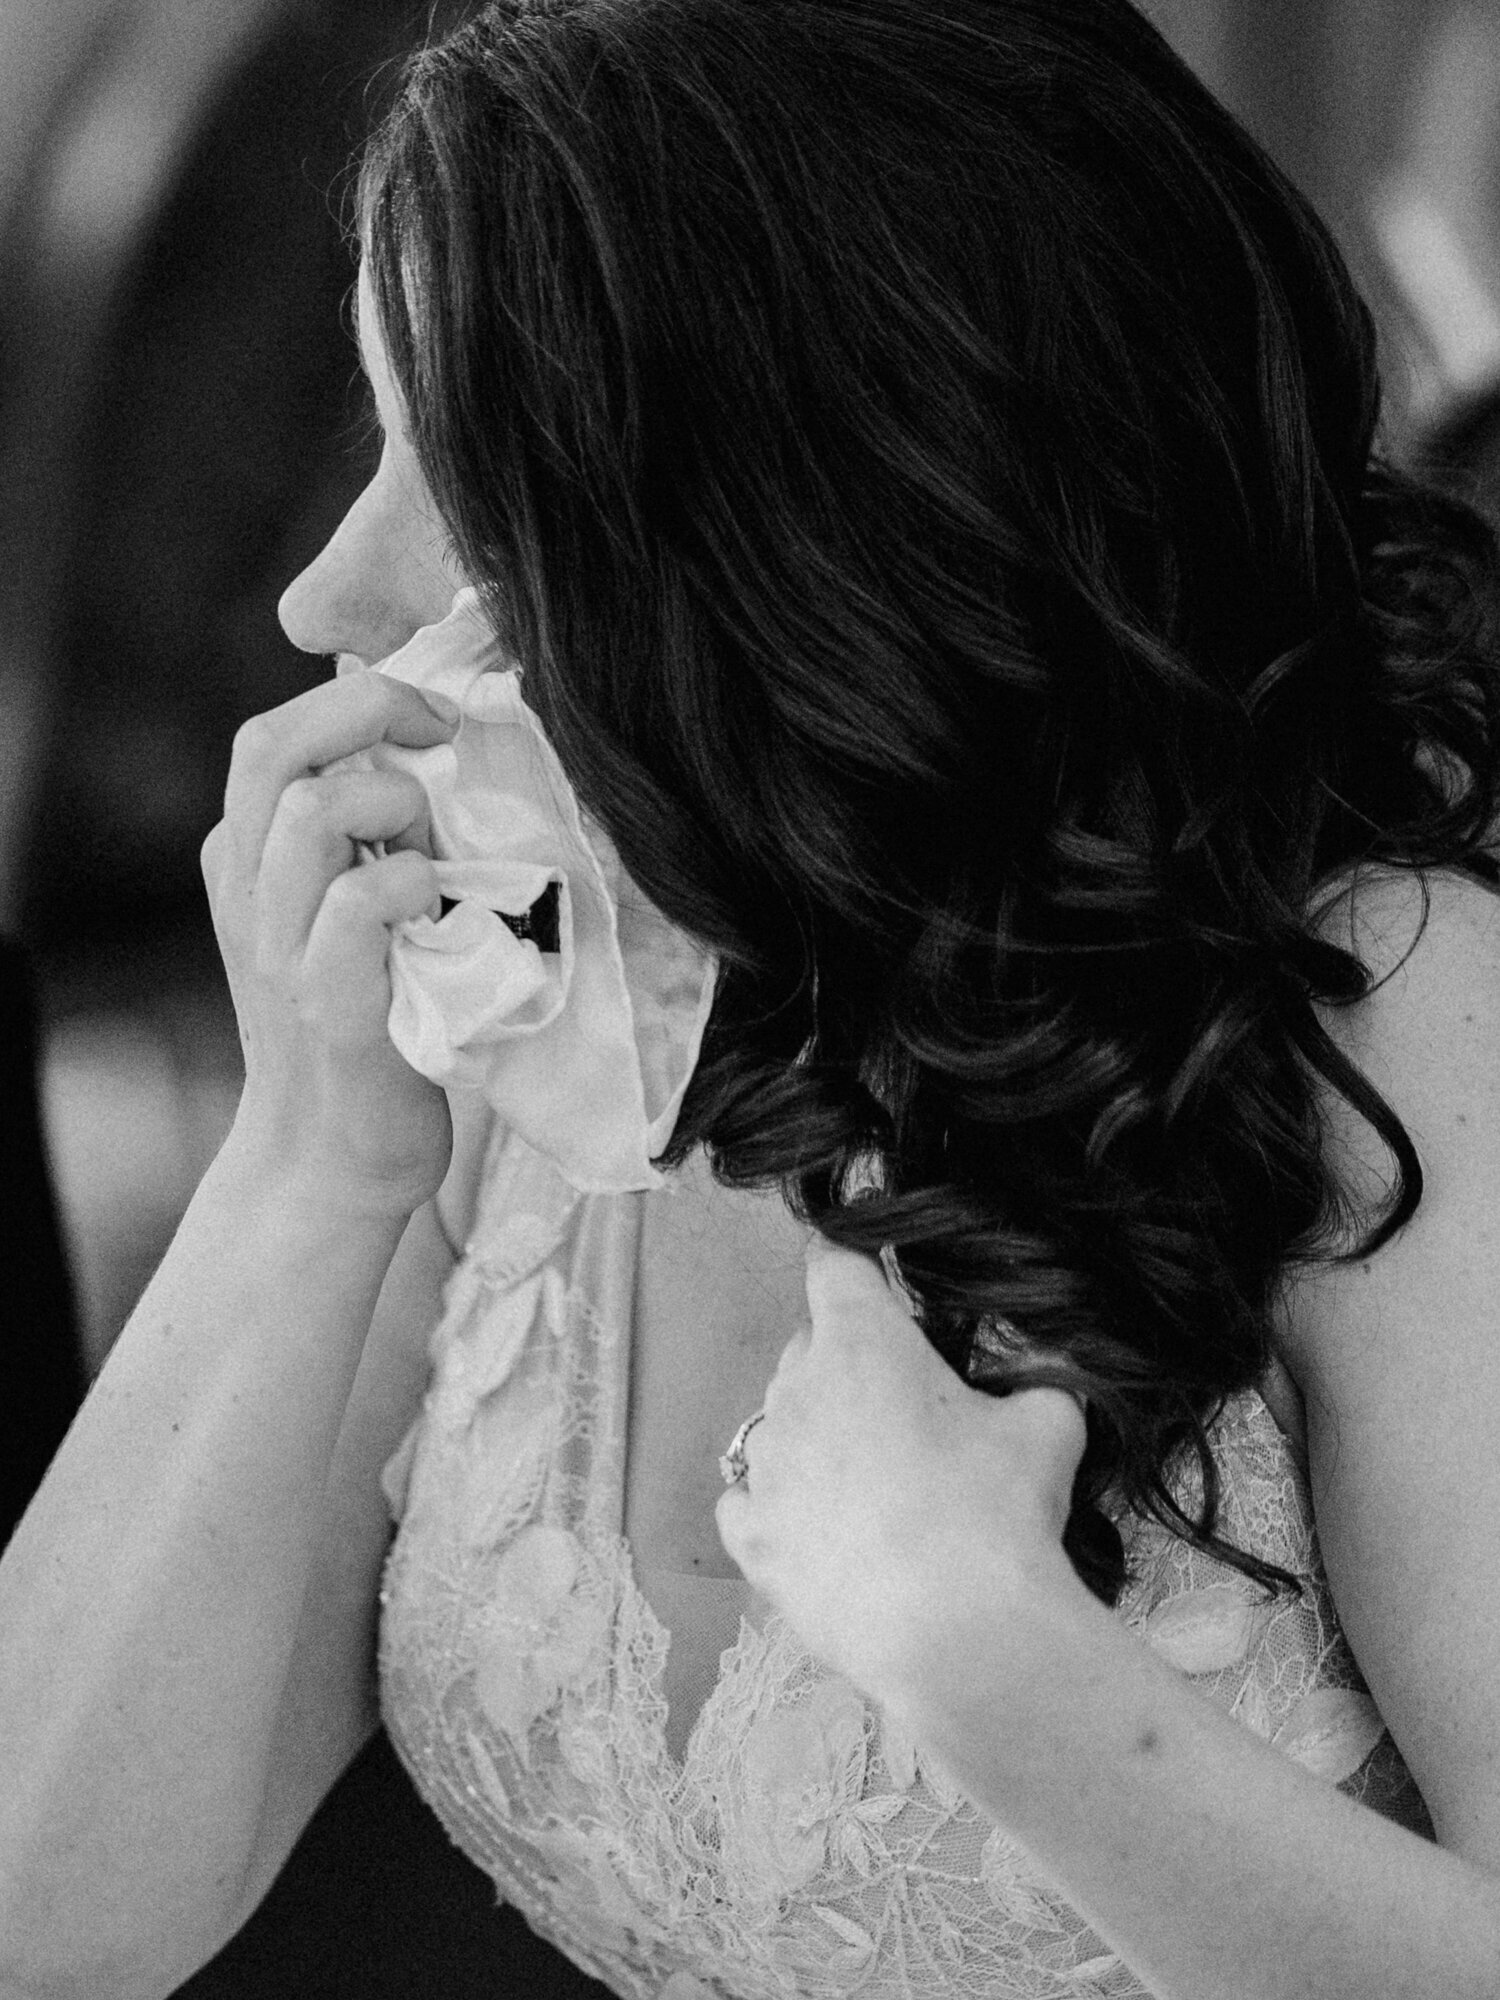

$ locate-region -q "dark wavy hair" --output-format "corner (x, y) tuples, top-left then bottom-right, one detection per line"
(359, 0), (1500, 1601)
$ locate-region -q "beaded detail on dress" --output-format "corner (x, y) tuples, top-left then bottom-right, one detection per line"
(378, 1127), (1431, 2000)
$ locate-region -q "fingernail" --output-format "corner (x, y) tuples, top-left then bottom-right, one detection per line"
(421, 690), (461, 724)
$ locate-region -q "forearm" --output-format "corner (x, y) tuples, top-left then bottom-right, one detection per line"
(0, 1132), (410, 1992)
(887, 1570), (1500, 2000)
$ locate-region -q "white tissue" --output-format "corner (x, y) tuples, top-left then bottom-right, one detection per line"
(362, 590), (717, 1194)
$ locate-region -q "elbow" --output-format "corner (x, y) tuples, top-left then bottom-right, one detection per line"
(0, 1944), (232, 2000)
(0, 1794), (259, 2000)
(0, 1890), (246, 2000)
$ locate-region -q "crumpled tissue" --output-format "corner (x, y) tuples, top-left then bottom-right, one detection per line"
(356, 589), (717, 1194)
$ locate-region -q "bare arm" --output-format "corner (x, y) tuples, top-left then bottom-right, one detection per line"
(0, 1150), (412, 1998)
(237, 1089), (493, 1922)
(872, 1552), (1500, 2000)
(719, 865), (1500, 1999)
(1277, 868), (1500, 1868)
(0, 672), (468, 2000)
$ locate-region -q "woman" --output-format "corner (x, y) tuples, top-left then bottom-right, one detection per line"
(5, 2), (1500, 1995)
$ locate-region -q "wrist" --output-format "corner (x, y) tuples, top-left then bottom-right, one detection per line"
(875, 1537), (1105, 1743)
(218, 1072), (450, 1222)
(208, 1121), (431, 1238)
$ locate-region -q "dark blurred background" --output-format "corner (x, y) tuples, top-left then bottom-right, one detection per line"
(2, 0), (1498, 1992)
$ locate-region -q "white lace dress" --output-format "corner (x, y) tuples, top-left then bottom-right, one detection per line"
(378, 1123), (1433, 2000)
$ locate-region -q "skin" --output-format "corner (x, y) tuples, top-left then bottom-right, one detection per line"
(6, 259), (1500, 1999)
(0, 274), (476, 1996)
(297, 275), (812, 1596)
(247, 273), (1500, 2000)
(276, 268), (463, 671)
(719, 879), (1500, 1997)
(308, 274), (1500, 1994)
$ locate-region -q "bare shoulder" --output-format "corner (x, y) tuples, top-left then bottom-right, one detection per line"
(1309, 859), (1500, 1048)
(1277, 862), (1500, 1864)
(1291, 863), (1500, 1254)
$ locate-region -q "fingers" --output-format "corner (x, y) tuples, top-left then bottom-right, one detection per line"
(804, 1232), (895, 1319)
(297, 848), (442, 1037)
(222, 673), (459, 882)
(764, 1312), (814, 1388)
(803, 1235), (919, 1365)
(253, 766), (434, 966)
(714, 1482), (754, 1570)
(200, 819), (228, 899)
(1006, 1383), (1090, 1453)
(715, 1430), (772, 1574)
(803, 1235), (1088, 1466)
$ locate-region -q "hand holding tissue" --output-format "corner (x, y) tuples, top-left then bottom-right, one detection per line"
(357, 590), (717, 1194)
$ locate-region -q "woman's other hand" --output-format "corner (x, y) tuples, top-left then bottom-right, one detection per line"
(715, 1233), (1089, 1707)
(202, 670), (460, 1214)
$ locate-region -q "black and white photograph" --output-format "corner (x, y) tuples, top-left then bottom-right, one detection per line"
(4, 4), (1500, 1996)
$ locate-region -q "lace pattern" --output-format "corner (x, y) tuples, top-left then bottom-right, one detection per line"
(379, 1128), (1430, 2000)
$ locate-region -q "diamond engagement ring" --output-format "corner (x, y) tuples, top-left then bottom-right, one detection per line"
(718, 1409), (766, 1488)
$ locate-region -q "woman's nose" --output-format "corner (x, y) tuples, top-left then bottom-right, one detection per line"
(279, 532), (404, 667)
(277, 470), (460, 666)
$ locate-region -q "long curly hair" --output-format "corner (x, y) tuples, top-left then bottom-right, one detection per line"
(360, 0), (1500, 1600)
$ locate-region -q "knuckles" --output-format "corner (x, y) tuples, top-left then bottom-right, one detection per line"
(315, 862), (381, 919)
(804, 1254), (905, 1336)
(315, 865), (395, 936)
(316, 847), (440, 937)
(274, 775), (335, 831)
(267, 767), (427, 847)
(226, 674), (437, 786)
(713, 1490), (758, 1567)
(199, 820), (227, 888)
(228, 708), (281, 773)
